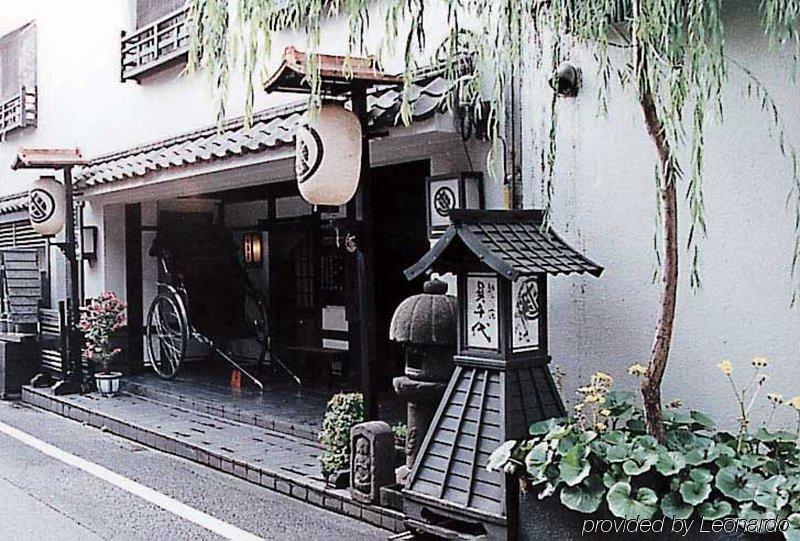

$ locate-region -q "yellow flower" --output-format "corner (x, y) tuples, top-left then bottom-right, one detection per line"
(574, 403), (584, 412)
(768, 393), (784, 404)
(786, 396), (800, 411)
(594, 372), (613, 384)
(751, 356), (769, 368)
(717, 359), (733, 376)
(576, 385), (595, 394)
(628, 363), (648, 377)
(600, 409), (611, 417)
(595, 422), (607, 431)
(757, 374), (768, 384)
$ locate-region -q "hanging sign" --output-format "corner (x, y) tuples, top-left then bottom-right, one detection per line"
(465, 274), (498, 350)
(512, 276), (540, 350)
(295, 103), (362, 206)
(28, 175), (66, 236)
(426, 173), (484, 238)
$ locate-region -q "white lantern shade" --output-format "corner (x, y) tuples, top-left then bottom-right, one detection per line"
(295, 104), (362, 206)
(28, 175), (66, 236)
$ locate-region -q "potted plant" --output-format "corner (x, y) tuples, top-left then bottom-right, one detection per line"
(319, 392), (365, 488)
(80, 292), (126, 397)
(489, 360), (800, 540)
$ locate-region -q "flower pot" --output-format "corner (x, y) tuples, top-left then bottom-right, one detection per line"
(94, 372), (122, 397)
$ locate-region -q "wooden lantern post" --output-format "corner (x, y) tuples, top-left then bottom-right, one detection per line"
(263, 47), (402, 420)
(12, 148), (88, 395)
(401, 209), (603, 540)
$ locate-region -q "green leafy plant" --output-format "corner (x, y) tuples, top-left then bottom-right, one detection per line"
(319, 392), (365, 478)
(80, 292), (126, 375)
(392, 422), (408, 449)
(488, 362), (800, 539)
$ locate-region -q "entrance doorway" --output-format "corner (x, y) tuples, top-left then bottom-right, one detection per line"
(370, 160), (431, 392)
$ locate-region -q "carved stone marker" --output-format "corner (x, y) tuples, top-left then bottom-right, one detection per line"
(350, 421), (394, 504)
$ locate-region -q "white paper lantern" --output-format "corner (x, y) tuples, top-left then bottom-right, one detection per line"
(28, 175), (66, 236)
(295, 103), (362, 206)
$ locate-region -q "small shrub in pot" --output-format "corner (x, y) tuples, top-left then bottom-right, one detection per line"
(319, 392), (365, 485)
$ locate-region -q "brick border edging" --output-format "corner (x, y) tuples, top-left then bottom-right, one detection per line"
(121, 381), (321, 444)
(21, 386), (404, 533)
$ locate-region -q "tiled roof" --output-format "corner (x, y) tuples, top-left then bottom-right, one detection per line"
(0, 191), (28, 215)
(74, 74), (450, 190)
(405, 210), (604, 280)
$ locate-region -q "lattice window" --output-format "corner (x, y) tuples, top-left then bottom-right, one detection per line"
(0, 22), (36, 138)
(122, 3), (190, 81)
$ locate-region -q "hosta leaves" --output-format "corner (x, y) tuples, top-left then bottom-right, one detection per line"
(602, 464), (629, 489)
(666, 428), (697, 452)
(606, 443), (632, 463)
(716, 466), (763, 502)
(698, 500), (733, 520)
(755, 428), (796, 443)
(785, 513), (800, 541)
(622, 448), (658, 476)
(755, 475), (789, 510)
(680, 478), (712, 506)
(486, 440), (516, 472)
(661, 492), (693, 520)
(690, 410), (716, 430)
(529, 418), (564, 436)
(558, 445), (590, 487)
(685, 441), (720, 466)
(656, 451), (686, 476)
(560, 474), (605, 514)
(525, 441), (551, 481)
(606, 482), (658, 520)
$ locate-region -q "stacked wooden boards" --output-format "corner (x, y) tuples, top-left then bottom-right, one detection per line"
(0, 249), (41, 329)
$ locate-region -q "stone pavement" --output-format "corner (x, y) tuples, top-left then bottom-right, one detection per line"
(21, 386), (405, 533)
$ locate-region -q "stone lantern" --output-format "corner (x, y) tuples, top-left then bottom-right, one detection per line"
(390, 278), (457, 486)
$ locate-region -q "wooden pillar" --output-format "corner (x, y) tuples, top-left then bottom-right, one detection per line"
(125, 204), (143, 374)
(352, 85), (379, 420)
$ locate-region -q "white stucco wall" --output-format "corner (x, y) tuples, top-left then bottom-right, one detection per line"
(520, 2), (800, 429)
(2, 1), (798, 428)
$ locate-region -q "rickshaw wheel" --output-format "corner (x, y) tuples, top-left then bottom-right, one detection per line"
(146, 291), (188, 380)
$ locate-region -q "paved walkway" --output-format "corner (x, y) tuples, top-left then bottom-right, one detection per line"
(22, 386), (404, 533)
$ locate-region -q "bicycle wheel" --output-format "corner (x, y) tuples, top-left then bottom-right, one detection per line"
(146, 291), (188, 379)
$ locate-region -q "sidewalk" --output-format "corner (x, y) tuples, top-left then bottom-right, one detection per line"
(21, 386), (405, 533)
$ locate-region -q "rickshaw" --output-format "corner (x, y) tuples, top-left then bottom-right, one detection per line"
(145, 221), (300, 391)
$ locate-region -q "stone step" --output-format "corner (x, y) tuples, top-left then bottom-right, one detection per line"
(21, 385), (404, 533)
(121, 379), (321, 444)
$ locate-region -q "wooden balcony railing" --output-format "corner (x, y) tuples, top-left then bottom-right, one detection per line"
(120, 6), (190, 82)
(0, 86), (37, 139)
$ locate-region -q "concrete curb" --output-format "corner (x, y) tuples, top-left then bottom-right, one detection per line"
(21, 386), (404, 533)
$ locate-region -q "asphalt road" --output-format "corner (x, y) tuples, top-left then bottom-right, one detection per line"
(0, 400), (388, 541)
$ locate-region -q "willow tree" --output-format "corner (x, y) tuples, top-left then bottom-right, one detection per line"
(188, 0), (800, 441)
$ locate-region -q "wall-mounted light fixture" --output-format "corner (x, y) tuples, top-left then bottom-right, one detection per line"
(81, 225), (98, 261)
(549, 62), (581, 97)
(243, 232), (263, 267)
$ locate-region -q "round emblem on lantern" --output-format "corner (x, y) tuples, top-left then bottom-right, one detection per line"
(295, 125), (324, 184)
(29, 189), (56, 224)
(28, 176), (66, 236)
(294, 104), (362, 206)
(433, 186), (456, 217)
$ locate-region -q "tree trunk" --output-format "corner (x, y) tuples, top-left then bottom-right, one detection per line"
(637, 60), (679, 444)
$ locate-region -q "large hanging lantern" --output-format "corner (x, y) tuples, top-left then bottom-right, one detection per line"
(28, 175), (66, 236)
(295, 103), (362, 206)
